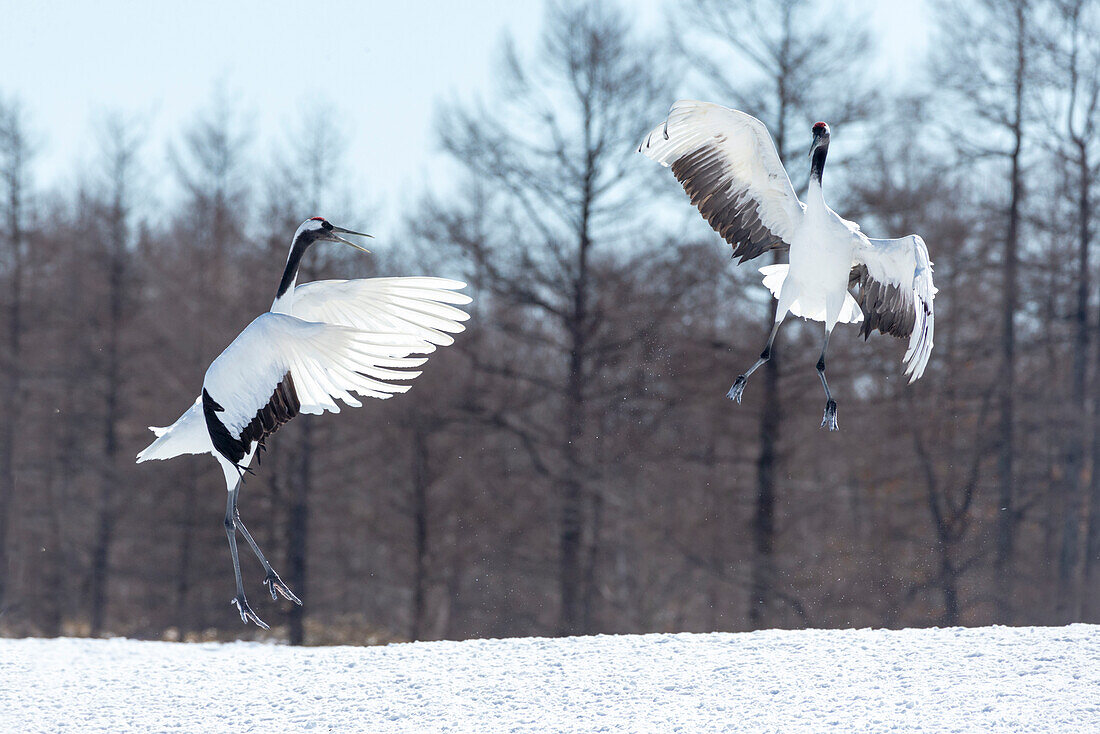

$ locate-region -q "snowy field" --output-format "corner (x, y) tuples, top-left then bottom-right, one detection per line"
(2, 625), (1098, 733)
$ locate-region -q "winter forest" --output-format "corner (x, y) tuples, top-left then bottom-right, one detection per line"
(1, 0), (1099, 645)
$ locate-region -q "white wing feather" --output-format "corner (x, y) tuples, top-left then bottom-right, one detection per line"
(203, 312), (434, 439)
(282, 277), (472, 346)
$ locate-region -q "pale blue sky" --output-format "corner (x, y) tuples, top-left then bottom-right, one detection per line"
(1, 0), (929, 229)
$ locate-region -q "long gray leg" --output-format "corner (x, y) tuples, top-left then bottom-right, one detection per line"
(727, 320), (782, 403)
(818, 329), (838, 431)
(232, 499), (302, 605)
(225, 484), (269, 629)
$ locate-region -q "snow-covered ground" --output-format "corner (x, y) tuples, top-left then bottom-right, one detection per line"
(2, 625), (1098, 732)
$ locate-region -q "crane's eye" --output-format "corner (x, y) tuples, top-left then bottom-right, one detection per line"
(321, 220), (333, 231)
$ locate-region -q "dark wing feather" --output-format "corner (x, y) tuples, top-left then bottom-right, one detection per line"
(670, 145), (789, 261)
(850, 264), (917, 340)
(850, 235), (936, 382)
(639, 100), (804, 263)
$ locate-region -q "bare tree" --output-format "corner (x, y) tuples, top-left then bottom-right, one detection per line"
(847, 98), (990, 624)
(434, 0), (672, 634)
(86, 115), (143, 636)
(1045, 0), (1100, 620)
(0, 96), (33, 616)
(935, 0), (1038, 623)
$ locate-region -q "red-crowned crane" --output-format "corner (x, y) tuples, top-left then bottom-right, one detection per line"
(137, 217), (471, 628)
(639, 100), (935, 430)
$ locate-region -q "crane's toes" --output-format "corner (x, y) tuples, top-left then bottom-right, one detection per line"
(264, 571), (303, 606)
(821, 400), (839, 432)
(726, 376), (748, 404)
(231, 595), (270, 629)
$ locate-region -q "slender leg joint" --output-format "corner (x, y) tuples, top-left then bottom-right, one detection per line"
(728, 321), (782, 404)
(817, 332), (838, 431)
(224, 484), (270, 629)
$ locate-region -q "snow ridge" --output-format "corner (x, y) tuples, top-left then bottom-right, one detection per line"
(2, 625), (1098, 732)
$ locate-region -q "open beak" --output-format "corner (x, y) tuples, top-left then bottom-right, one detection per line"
(330, 225), (373, 253)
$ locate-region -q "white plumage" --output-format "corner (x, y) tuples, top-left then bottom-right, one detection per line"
(639, 100), (935, 428)
(137, 217), (471, 628)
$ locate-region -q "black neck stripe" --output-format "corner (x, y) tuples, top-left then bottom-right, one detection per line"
(275, 231), (316, 298)
(810, 144), (828, 182)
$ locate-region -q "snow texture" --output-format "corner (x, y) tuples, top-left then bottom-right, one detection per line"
(2, 625), (1098, 732)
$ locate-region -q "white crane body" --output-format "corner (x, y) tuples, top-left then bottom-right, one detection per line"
(639, 100), (935, 429)
(137, 217), (471, 627)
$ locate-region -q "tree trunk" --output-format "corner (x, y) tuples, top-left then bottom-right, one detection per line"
(559, 349), (586, 635)
(173, 465), (199, 636)
(994, 7), (1026, 624)
(90, 185), (127, 637)
(749, 296), (780, 630)
(1083, 162), (1100, 621)
(1058, 141), (1089, 623)
(749, 76), (788, 630)
(581, 487), (603, 633)
(0, 178), (22, 615)
(287, 421), (311, 645)
(410, 421), (429, 641)
(559, 136), (594, 637)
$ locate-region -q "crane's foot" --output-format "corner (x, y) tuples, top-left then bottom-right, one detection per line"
(231, 594), (270, 629)
(264, 570), (303, 605)
(726, 375), (748, 404)
(821, 400), (839, 432)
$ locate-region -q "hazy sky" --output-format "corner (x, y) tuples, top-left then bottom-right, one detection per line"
(1, 0), (930, 230)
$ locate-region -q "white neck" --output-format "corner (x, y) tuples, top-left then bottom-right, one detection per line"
(806, 176), (826, 211)
(270, 280), (296, 314)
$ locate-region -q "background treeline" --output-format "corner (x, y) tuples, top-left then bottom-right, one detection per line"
(2, 0), (1099, 643)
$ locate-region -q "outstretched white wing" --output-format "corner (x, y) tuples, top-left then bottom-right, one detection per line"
(282, 277), (471, 346)
(850, 235), (936, 383)
(638, 99), (804, 262)
(200, 312), (434, 465)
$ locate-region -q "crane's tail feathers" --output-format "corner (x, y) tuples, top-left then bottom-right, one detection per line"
(759, 265), (862, 324)
(136, 397), (210, 463)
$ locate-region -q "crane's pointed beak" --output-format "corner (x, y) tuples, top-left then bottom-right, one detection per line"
(330, 225), (373, 253)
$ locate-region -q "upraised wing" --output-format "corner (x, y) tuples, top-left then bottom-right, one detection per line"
(638, 100), (804, 263)
(201, 312), (434, 465)
(850, 235), (936, 382)
(282, 277), (471, 347)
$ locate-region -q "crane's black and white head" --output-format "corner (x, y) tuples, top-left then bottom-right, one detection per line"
(292, 217), (373, 253)
(809, 121), (831, 181)
(809, 122), (830, 155)
(276, 218), (374, 300)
